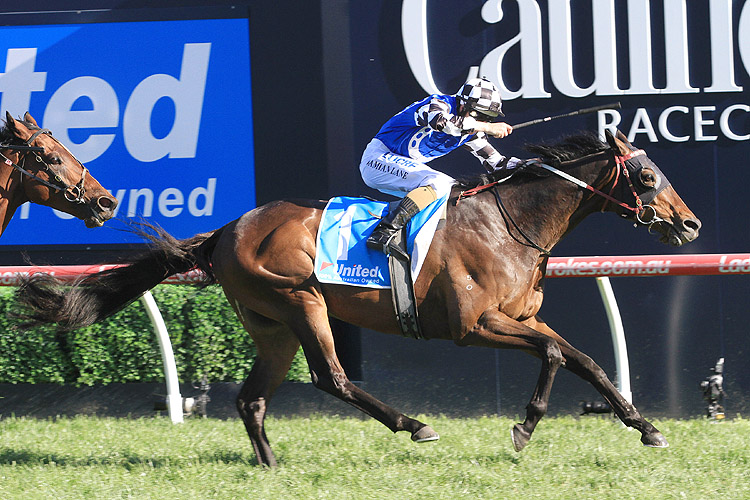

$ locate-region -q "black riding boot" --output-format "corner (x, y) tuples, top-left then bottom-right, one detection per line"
(367, 196), (421, 260)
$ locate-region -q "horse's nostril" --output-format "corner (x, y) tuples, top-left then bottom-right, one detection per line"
(98, 197), (117, 210)
(684, 218), (701, 232)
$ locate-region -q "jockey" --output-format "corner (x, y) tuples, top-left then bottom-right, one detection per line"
(360, 76), (522, 259)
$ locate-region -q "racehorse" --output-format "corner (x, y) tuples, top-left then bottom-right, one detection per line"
(15, 130), (700, 467)
(0, 112), (117, 236)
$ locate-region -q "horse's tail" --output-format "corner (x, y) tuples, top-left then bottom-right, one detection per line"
(13, 221), (224, 331)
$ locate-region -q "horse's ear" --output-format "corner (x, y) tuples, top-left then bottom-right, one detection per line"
(615, 129), (630, 145)
(4, 112), (32, 140)
(23, 112), (39, 128)
(604, 129), (630, 156)
(5, 111), (16, 130)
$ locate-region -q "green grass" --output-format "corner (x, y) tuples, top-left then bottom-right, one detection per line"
(1, 415), (748, 499)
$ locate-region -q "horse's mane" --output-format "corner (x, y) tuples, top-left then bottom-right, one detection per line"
(456, 132), (608, 189)
(524, 132), (607, 164)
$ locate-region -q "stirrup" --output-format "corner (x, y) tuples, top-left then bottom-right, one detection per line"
(368, 231), (410, 261)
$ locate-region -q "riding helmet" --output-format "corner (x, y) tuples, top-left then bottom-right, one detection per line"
(457, 77), (504, 119)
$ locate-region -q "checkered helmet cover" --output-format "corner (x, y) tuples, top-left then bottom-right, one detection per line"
(457, 77), (504, 117)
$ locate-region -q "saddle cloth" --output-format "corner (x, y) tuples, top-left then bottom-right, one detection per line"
(314, 195), (447, 288)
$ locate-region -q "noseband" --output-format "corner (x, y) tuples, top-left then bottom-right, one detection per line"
(0, 128), (89, 204)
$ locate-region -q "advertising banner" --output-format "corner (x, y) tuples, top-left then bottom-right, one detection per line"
(399, 0), (749, 148)
(0, 18), (254, 244)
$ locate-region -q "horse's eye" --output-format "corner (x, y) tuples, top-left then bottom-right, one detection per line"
(640, 169), (656, 187)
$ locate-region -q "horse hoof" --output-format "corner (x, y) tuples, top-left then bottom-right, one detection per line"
(412, 425), (440, 443)
(511, 424), (530, 452)
(641, 432), (669, 448)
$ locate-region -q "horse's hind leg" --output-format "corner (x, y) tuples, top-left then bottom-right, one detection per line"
(232, 307), (302, 467)
(289, 305), (439, 443)
(529, 316), (668, 448)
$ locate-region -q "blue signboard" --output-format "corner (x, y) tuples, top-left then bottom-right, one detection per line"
(0, 18), (254, 244)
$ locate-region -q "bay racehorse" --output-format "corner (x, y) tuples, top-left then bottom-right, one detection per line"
(0, 112), (117, 236)
(15, 130), (700, 467)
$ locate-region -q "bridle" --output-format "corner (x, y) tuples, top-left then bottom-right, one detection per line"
(0, 128), (89, 204)
(455, 146), (669, 254)
(537, 149), (668, 227)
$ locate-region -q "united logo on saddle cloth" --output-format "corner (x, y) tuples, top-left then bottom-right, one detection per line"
(314, 195), (448, 288)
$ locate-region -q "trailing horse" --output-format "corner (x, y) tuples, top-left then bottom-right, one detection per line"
(0, 112), (117, 235)
(14, 130), (700, 467)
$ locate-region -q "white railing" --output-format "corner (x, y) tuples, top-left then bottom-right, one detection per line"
(545, 253), (750, 404)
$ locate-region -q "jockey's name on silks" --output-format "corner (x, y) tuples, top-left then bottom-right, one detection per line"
(314, 195), (447, 289)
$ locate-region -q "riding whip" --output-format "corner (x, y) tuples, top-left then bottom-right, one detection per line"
(512, 102), (621, 130)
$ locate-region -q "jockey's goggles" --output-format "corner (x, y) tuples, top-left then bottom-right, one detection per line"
(468, 109), (499, 122)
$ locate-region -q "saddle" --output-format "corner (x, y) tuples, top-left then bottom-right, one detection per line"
(314, 195), (448, 339)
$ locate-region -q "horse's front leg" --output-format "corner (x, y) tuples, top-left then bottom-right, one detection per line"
(527, 316), (668, 448)
(455, 308), (564, 451)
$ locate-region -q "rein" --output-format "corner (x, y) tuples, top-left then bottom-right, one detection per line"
(491, 188), (550, 255)
(456, 169), (550, 255)
(455, 168), (517, 203)
(0, 128), (89, 204)
(455, 148), (666, 253)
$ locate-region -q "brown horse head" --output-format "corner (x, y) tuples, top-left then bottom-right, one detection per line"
(3, 112), (118, 228)
(604, 129), (700, 246)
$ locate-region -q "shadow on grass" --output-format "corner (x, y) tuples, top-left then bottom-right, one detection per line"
(360, 446), (524, 467)
(0, 447), (257, 468)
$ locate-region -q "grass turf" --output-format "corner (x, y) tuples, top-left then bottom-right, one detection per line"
(1, 415), (747, 499)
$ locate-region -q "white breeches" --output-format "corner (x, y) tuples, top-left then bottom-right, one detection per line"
(359, 138), (454, 199)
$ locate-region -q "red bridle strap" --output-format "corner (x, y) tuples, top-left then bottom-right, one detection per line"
(536, 150), (647, 216)
(456, 150), (648, 217)
(615, 150), (647, 214)
(456, 181), (500, 204)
